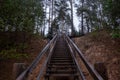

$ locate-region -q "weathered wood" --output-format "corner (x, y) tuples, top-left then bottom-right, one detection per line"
(66, 38), (86, 80)
(16, 34), (57, 80)
(44, 36), (79, 80)
(65, 34), (104, 80)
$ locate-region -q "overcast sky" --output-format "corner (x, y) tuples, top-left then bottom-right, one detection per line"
(44, 0), (80, 34)
(73, 5), (79, 31)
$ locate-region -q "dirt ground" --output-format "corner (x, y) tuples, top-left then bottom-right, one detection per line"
(0, 37), (47, 80)
(74, 30), (120, 80)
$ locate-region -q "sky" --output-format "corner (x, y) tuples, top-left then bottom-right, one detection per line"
(44, 0), (80, 35)
(73, 5), (79, 31)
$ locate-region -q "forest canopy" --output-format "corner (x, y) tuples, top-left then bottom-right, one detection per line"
(0, 0), (120, 58)
(0, 0), (44, 33)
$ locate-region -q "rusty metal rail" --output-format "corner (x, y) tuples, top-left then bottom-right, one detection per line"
(16, 34), (57, 80)
(65, 34), (104, 80)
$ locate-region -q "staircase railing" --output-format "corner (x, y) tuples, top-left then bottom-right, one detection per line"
(16, 34), (57, 80)
(64, 34), (104, 80)
(36, 35), (57, 80)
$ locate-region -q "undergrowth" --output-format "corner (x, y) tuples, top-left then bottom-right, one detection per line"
(111, 28), (120, 38)
(0, 48), (29, 60)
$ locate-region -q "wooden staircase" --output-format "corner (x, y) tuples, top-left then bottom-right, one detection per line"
(16, 34), (104, 80)
(45, 36), (79, 80)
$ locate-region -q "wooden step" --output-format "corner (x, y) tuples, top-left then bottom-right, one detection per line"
(45, 73), (79, 77)
(51, 58), (72, 60)
(47, 66), (76, 69)
(46, 70), (77, 74)
(50, 60), (73, 62)
(45, 36), (79, 80)
(49, 63), (74, 65)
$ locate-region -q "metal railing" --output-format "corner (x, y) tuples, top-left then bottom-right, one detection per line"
(16, 34), (57, 80)
(64, 34), (104, 80)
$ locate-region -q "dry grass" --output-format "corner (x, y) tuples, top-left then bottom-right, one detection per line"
(74, 30), (120, 80)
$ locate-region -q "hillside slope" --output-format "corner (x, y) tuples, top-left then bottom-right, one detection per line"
(0, 35), (47, 80)
(75, 30), (120, 80)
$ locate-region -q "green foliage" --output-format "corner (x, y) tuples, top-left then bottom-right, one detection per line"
(103, 0), (120, 27)
(54, 0), (72, 27)
(76, 0), (100, 32)
(111, 28), (120, 38)
(111, 33), (120, 38)
(0, 0), (44, 33)
(0, 48), (29, 59)
(94, 26), (100, 31)
(76, 0), (120, 34)
(0, 0), (44, 51)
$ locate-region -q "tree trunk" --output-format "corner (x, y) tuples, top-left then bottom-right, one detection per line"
(69, 0), (74, 36)
(81, 0), (84, 35)
(48, 2), (51, 30)
(51, 0), (54, 21)
(86, 18), (90, 33)
(43, 0), (48, 36)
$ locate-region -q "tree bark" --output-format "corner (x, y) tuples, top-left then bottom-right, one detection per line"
(69, 0), (74, 36)
(81, 0), (84, 34)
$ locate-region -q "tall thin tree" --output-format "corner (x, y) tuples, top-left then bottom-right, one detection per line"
(69, 0), (75, 36)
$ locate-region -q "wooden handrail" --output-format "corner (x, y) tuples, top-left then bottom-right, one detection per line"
(16, 34), (104, 80)
(65, 34), (104, 80)
(37, 36), (57, 80)
(65, 38), (86, 80)
(16, 34), (57, 80)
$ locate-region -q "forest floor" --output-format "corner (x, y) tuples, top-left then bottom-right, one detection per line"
(0, 35), (47, 80)
(75, 29), (120, 80)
